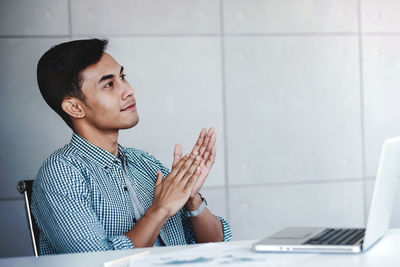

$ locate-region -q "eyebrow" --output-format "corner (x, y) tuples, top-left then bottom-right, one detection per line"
(98, 66), (124, 84)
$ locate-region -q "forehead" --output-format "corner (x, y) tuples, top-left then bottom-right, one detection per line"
(81, 53), (120, 83)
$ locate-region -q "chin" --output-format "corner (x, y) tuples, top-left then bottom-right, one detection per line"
(121, 117), (139, 129)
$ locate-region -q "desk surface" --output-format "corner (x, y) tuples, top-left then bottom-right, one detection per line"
(1, 229), (400, 267)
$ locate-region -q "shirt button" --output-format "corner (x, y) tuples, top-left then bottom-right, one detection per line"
(114, 160), (119, 164)
(124, 186), (128, 191)
(104, 166), (109, 170)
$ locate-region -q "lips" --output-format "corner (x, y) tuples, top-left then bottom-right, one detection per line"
(121, 102), (136, 112)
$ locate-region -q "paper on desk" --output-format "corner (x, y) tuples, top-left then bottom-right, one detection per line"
(104, 251), (150, 267)
(129, 242), (312, 266)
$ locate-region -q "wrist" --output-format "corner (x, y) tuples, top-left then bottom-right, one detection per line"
(185, 193), (202, 211)
(184, 193), (208, 218)
(147, 204), (170, 223)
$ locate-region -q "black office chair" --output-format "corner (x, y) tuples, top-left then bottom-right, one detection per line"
(17, 180), (40, 257)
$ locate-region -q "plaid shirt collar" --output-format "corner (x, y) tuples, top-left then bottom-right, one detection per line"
(70, 132), (126, 170)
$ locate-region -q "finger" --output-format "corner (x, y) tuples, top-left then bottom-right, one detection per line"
(198, 128), (213, 157)
(192, 162), (207, 197)
(155, 171), (163, 187)
(199, 127), (215, 158)
(184, 165), (201, 192)
(172, 144), (183, 168)
(205, 145), (216, 169)
(196, 161), (207, 185)
(180, 155), (201, 183)
(192, 128), (207, 155)
(168, 154), (189, 178)
(202, 131), (216, 161)
(175, 151), (199, 181)
(199, 160), (207, 178)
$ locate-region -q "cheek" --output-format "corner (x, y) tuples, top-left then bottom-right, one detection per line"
(89, 96), (120, 118)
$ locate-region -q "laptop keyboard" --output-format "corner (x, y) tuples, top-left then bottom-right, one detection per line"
(304, 228), (365, 246)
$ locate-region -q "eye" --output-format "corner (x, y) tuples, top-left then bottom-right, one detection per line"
(121, 74), (127, 80)
(105, 81), (113, 88)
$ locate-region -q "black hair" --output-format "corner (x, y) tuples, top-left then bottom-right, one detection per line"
(37, 38), (108, 129)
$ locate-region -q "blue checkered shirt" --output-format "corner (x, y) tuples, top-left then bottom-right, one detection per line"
(31, 133), (232, 255)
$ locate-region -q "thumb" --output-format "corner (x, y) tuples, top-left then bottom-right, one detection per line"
(172, 144), (183, 168)
(155, 171), (163, 187)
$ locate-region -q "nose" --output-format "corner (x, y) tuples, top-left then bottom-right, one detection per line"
(121, 83), (135, 100)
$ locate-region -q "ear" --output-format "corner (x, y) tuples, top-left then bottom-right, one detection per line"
(61, 97), (86, 119)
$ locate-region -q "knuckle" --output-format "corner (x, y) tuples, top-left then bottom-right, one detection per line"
(178, 158), (187, 167)
(183, 162), (191, 170)
(186, 167), (195, 176)
(189, 165), (197, 174)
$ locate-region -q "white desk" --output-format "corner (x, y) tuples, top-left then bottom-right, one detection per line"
(1, 229), (399, 267)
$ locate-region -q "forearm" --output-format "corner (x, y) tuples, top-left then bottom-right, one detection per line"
(124, 205), (169, 248)
(185, 195), (224, 243)
(190, 209), (224, 243)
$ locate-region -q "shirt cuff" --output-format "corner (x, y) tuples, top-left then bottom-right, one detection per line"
(108, 234), (135, 250)
(216, 216), (232, 242)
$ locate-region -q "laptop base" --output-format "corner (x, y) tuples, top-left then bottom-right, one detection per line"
(253, 227), (363, 253)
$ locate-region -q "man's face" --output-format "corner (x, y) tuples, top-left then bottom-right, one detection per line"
(79, 53), (138, 131)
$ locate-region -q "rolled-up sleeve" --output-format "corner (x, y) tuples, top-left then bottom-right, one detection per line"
(216, 216), (232, 242)
(32, 158), (134, 255)
(180, 211), (232, 244)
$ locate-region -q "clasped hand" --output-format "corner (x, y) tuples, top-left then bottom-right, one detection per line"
(152, 128), (217, 217)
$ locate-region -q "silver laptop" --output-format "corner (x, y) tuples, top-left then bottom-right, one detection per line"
(253, 136), (400, 253)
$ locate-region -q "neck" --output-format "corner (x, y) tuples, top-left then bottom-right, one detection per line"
(74, 124), (120, 157)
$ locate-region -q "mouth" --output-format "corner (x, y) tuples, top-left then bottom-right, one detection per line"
(121, 102), (136, 112)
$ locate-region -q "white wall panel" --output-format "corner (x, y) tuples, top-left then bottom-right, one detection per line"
(225, 36), (362, 186)
(71, 0), (220, 35)
(107, 37), (225, 187)
(0, 200), (32, 257)
(363, 36), (400, 177)
(0, 38), (71, 198)
(0, 0), (69, 36)
(229, 181), (364, 241)
(201, 187), (227, 219)
(223, 0), (357, 34)
(362, 0), (400, 32)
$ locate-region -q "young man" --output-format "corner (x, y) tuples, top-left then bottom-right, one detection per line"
(31, 39), (231, 255)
